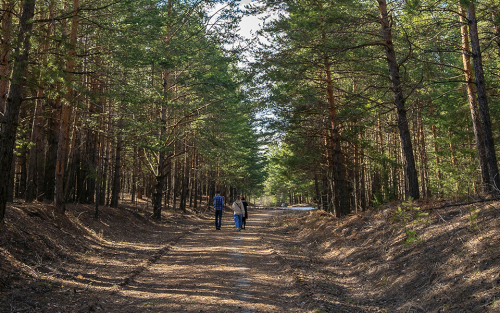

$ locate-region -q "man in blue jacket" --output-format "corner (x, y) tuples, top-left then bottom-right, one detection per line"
(213, 191), (224, 230)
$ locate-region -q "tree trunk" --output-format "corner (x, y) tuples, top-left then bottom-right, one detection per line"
(110, 126), (123, 208)
(180, 138), (190, 212)
(173, 158), (178, 210)
(110, 89), (124, 208)
(0, 0), (13, 115)
(417, 103), (429, 198)
(321, 174), (328, 211)
(7, 159), (14, 202)
(153, 68), (170, 219)
(0, 0), (37, 224)
(95, 125), (105, 217)
(429, 102), (442, 195)
(131, 146), (137, 203)
(466, 3), (500, 191)
(55, 0), (79, 213)
(152, 171), (163, 218)
(360, 144), (366, 211)
(193, 153), (198, 209)
(389, 132), (398, 200)
(95, 162), (101, 218)
(314, 172), (320, 208)
(18, 128), (28, 199)
(165, 158), (171, 207)
(83, 129), (97, 203)
(354, 135), (360, 213)
(377, 116), (388, 201)
(459, 5), (490, 193)
(377, 0), (419, 199)
(63, 112), (80, 203)
(103, 111), (112, 205)
(323, 31), (350, 216)
(35, 101), (45, 201)
(26, 93), (43, 202)
(54, 101), (71, 212)
(190, 152), (196, 209)
(27, 6), (53, 203)
(44, 101), (59, 201)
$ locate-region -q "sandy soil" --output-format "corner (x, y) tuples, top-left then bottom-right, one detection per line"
(0, 202), (308, 312)
(1, 198), (500, 312)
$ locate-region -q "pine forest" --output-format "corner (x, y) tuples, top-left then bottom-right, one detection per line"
(2, 0), (500, 312)
(1, 0), (500, 221)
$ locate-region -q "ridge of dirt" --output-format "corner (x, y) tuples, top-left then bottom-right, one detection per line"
(264, 199), (500, 312)
(0, 199), (204, 312)
(119, 227), (199, 287)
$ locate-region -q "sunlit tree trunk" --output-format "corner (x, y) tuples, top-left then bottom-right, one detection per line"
(377, 0), (419, 199)
(458, 5), (490, 193)
(466, 3), (500, 191)
(26, 6), (54, 202)
(55, 0), (79, 212)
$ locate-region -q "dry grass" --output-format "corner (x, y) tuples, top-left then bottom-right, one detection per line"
(266, 199), (500, 312)
(1, 198), (499, 312)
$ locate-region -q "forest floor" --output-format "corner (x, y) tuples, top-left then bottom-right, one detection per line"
(1, 197), (500, 312)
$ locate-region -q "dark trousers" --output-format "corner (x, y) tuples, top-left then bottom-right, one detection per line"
(215, 210), (223, 229)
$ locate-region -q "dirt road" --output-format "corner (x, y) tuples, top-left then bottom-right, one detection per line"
(3, 208), (306, 313)
(4, 200), (500, 312)
(121, 209), (298, 312)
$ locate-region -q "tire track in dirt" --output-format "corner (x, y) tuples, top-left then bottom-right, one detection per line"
(116, 209), (301, 312)
(120, 227), (199, 287)
(230, 238), (252, 305)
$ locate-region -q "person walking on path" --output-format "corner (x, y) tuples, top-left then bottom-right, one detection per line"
(241, 196), (248, 229)
(213, 191), (224, 230)
(232, 196), (245, 232)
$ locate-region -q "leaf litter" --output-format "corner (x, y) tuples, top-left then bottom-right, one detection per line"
(0, 198), (499, 312)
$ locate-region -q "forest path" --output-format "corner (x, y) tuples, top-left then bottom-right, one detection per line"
(4, 201), (500, 312)
(116, 209), (300, 312)
(2, 206), (314, 313)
